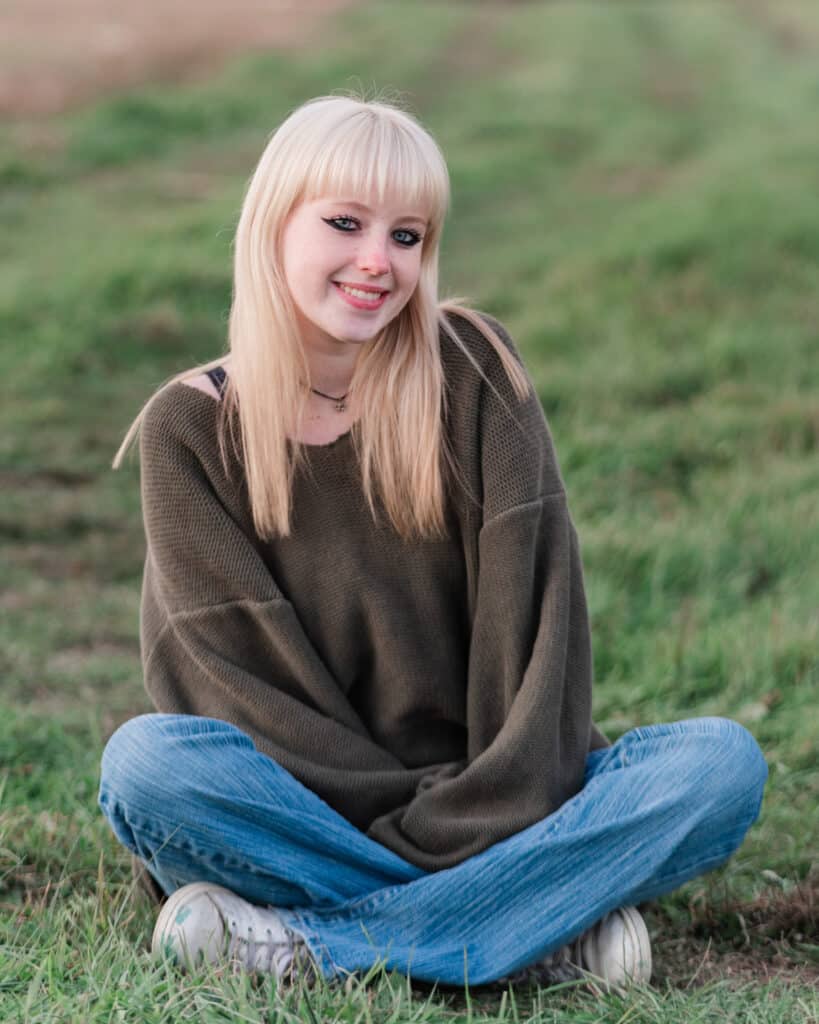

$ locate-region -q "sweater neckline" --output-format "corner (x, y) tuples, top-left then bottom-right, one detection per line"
(180, 380), (356, 454)
(287, 425), (356, 452)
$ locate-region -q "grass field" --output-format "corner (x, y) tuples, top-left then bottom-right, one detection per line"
(1, 1), (817, 1020)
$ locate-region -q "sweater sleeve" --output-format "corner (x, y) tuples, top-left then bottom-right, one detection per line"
(365, 318), (602, 867)
(138, 385), (425, 829)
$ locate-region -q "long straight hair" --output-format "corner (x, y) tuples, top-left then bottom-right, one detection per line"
(113, 95), (532, 540)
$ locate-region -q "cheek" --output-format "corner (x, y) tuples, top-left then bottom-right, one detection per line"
(397, 251), (423, 289)
(289, 255), (328, 299)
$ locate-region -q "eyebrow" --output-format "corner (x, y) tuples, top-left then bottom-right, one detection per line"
(327, 200), (428, 227)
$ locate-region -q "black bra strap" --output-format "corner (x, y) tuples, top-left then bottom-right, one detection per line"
(205, 366), (227, 397)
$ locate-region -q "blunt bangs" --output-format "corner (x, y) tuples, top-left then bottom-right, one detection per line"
(300, 109), (449, 231)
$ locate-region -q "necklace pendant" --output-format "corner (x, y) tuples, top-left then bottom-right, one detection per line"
(335, 400), (346, 412)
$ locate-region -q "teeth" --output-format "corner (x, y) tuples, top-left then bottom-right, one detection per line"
(338, 284), (384, 301)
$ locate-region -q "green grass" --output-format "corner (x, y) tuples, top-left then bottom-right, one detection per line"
(1, 0), (818, 1019)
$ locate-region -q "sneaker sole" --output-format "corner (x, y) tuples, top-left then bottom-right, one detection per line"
(616, 906), (652, 984)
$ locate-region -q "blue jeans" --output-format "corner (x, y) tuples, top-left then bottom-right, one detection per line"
(98, 714), (767, 985)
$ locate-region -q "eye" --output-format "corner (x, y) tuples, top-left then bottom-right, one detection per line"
(323, 215), (359, 232)
(393, 228), (423, 248)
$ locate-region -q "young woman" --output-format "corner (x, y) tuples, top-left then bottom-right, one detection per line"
(99, 94), (768, 991)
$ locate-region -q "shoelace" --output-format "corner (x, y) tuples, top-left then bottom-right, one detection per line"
(226, 917), (302, 977)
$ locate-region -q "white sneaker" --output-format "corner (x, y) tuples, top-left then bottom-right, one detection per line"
(151, 882), (312, 981)
(503, 905), (652, 992)
(576, 905), (652, 991)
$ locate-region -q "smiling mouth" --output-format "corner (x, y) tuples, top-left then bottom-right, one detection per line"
(334, 282), (389, 299)
(332, 282), (390, 309)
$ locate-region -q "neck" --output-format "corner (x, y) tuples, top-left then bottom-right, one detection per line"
(299, 329), (362, 397)
(306, 357), (356, 396)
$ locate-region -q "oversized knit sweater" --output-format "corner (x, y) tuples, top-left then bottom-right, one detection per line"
(138, 312), (607, 872)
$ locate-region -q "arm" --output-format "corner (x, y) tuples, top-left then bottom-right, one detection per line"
(366, 317), (602, 866)
(366, 495), (594, 864)
(138, 384), (422, 827)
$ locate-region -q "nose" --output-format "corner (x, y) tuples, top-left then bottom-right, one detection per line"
(357, 233), (390, 276)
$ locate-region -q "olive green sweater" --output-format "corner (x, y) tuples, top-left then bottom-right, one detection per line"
(138, 313), (607, 872)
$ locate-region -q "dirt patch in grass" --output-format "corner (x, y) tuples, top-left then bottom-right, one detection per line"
(0, 0), (359, 118)
(653, 931), (819, 990)
(648, 877), (819, 989)
(654, 935), (819, 991)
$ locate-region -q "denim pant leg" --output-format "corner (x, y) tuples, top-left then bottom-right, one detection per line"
(98, 713), (423, 910)
(280, 717), (767, 985)
(99, 714), (767, 987)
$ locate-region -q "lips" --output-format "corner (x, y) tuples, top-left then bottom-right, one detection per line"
(333, 281), (389, 296)
(332, 281), (390, 310)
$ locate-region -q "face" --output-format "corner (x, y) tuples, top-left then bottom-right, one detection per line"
(280, 194), (429, 356)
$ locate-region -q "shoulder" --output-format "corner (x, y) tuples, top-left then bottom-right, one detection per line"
(439, 307), (525, 385)
(440, 308), (563, 501)
(440, 307), (515, 353)
(138, 377), (243, 525)
(439, 306), (534, 412)
(140, 376), (223, 465)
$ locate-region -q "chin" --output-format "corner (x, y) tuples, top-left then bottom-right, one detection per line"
(334, 325), (386, 345)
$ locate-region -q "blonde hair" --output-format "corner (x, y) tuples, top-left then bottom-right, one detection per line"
(113, 93), (532, 540)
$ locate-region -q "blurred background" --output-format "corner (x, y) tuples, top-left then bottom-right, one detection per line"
(1, 0), (817, 1013)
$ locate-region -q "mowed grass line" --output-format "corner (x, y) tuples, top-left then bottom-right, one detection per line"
(1, 1), (817, 1020)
